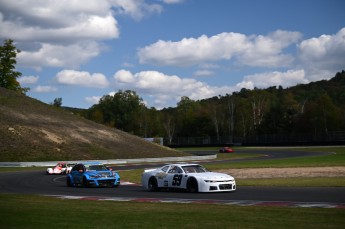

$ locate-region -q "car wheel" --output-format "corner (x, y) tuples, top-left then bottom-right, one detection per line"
(148, 177), (158, 191)
(82, 176), (89, 187)
(187, 178), (198, 193)
(67, 177), (73, 187)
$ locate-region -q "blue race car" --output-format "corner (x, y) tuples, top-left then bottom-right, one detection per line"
(67, 162), (120, 187)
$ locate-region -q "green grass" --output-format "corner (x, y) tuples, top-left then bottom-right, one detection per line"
(0, 194), (344, 229)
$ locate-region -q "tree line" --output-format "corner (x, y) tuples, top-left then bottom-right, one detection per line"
(85, 71), (345, 145)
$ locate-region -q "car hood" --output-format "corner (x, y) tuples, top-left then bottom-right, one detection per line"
(85, 171), (113, 177)
(191, 172), (234, 180)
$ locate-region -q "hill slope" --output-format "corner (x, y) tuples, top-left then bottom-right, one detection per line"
(0, 87), (189, 161)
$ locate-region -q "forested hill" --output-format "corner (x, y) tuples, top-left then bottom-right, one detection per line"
(0, 87), (188, 162)
(83, 71), (345, 144)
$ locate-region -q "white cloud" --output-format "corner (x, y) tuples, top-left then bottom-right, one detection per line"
(0, 1), (119, 43)
(0, 0), (118, 70)
(56, 70), (109, 88)
(193, 70), (214, 77)
(238, 30), (302, 67)
(0, 0), (167, 69)
(85, 96), (101, 104)
(138, 30), (302, 67)
(113, 69), (234, 107)
(162, 0), (185, 4)
(114, 69), (136, 83)
(298, 27), (345, 81)
(236, 69), (308, 90)
(0, 0), (178, 70)
(33, 85), (57, 93)
(17, 75), (39, 84)
(18, 42), (102, 69)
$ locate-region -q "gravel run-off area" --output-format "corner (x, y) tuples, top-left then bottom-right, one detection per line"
(217, 167), (345, 178)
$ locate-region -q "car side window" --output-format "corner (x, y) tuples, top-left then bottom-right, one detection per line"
(168, 166), (183, 174)
(72, 164), (84, 172)
(168, 166), (177, 173)
(161, 165), (169, 173)
(176, 167), (183, 173)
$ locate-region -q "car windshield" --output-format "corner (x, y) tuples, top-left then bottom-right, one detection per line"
(182, 165), (208, 173)
(86, 164), (108, 171)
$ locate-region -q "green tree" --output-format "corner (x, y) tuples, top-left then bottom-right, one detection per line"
(0, 39), (28, 94)
(89, 90), (144, 133)
(52, 97), (62, 107)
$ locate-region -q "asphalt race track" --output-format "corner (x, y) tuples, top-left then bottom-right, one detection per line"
(1, 149), (344, 206)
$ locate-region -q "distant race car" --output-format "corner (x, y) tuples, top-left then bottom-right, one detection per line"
(141, 163), (236, 193)
(46, 162), (75, 175)
(219, 147), (234, 153)
(67, 162), (120, 187)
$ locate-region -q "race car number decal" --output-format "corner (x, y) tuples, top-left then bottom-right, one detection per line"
(172, 174), (182, 186)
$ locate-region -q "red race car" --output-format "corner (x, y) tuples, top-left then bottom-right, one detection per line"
(219, 147), (234, 153)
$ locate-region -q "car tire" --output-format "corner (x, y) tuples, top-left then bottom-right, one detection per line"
(187, 178), (198, 193)
(148, 177), (158, 192)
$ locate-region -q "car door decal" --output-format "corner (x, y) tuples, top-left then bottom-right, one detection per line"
(172, 174), (183, 186)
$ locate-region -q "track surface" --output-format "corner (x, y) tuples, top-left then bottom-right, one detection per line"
(1, 149), (344, 205)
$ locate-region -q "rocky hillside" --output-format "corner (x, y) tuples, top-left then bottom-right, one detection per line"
(0, 87), (188, 161)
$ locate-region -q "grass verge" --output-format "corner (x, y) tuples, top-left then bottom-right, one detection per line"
(0, 194), (344, 229)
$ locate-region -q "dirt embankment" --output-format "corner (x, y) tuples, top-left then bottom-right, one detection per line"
(217, 167), (345, 178)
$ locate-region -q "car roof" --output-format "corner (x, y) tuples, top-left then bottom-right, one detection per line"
(167, 163), (200, 167)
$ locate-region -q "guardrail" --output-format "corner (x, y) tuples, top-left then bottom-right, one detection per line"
(0, 155), (217, 167)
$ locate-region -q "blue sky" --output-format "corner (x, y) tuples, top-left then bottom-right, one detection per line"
(1, 0), (344, 109)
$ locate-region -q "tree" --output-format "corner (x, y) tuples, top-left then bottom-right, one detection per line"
(52, 97), (62, 107)
(0, 39), (28, 94)
(89, 90), (144, 132)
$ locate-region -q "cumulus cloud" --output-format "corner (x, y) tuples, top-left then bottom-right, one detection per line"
(0, 0), (118, 69)
(56, 70), (109, 88)
(193, 69), (214, 77)
(138, 30), (302, 67)
(298, 27), (345, 81)
(113, 69), (233, 107)
(0, 0), (168, 69)
(17, 75), (39, 84)
(238, 30), (302, 67)
(85, 96), (101, 104)
(18, 42), (102, 69)
(236, 69), (308, 90)
(162, 0), (185, 4)
(0, 0), (119, 43)
(33, 85), (57, 93)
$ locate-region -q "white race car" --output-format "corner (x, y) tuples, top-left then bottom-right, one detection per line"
(46, 162), (75, 175)
(141, 163), (236, 193)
